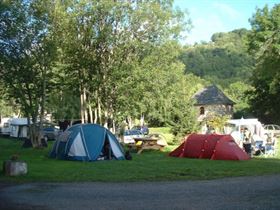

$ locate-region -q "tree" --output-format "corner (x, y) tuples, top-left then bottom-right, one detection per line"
(224, 81), (254, 118)
(0, 82), (16, 118)
(0, 0), (59, 147)
(168, 74), (202, 140)
(247, 4), (280, 124)
(1, 0), (198, 140)
(58, 0), (192, 130)
(205, 114), (231, 134)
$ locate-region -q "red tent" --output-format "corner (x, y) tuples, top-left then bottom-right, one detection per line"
(169, 134), (250, 161)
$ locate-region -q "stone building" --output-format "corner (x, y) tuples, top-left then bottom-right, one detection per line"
(193, 85), (235, 122)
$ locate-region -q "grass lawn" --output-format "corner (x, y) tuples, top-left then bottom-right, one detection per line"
(0, 136), (280, 183)
(149, 127), (175, 144)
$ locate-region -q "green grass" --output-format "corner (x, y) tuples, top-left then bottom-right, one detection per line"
(149, 127), (175, 144)
(0, 137), (280, 183)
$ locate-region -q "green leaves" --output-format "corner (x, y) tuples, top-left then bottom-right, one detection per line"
(224, 82), (253, 118)
(0, 0), (60, 146)
(248, 4), (280, 124)
(180, 29), (254, 88)
(57, 0), (194, 128)
(0, 0), (198, 138)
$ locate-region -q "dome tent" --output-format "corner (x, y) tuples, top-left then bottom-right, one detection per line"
(50, 124), (125, 161)
(169, 134), (249, 161)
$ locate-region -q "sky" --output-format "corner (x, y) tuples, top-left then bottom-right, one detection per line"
(174, 0), (280, 44)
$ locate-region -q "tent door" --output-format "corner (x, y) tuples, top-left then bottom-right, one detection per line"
(99, 138), (112, 160)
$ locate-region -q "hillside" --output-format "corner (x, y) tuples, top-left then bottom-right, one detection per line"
(180, 29), (254, 88)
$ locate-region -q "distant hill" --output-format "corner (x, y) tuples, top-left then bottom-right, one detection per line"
(180, 29), (254, 88)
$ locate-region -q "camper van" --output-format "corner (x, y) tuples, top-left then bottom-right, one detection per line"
(9, 118), (29, 138)
(225, 118), (265, 137)
(225, 118), (277, 156)
(0, 117), (12, 135)
(225, 118), (265, 149)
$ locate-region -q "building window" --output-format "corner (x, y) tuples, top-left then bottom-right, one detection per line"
(200, 107), (205, 115)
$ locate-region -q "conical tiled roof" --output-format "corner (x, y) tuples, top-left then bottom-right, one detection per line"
(193, 85), (235, 105)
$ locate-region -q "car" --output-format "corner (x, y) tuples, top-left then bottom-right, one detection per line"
(131, 125), (149, 135)
(42, 127), (61, 141)
(264, 124), (280, 137)
(123, 129), (144, 144)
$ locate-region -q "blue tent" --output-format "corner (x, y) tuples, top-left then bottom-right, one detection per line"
(49, 124), (125, 161)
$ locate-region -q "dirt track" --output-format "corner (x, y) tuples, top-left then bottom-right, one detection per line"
(1, 175), (280, 210)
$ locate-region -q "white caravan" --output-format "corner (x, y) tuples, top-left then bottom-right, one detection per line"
(0, 117), (12, 135)
(10, 118), (29, 138)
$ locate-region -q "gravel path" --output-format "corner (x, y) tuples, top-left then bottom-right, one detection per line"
(1, 175), (280, 210)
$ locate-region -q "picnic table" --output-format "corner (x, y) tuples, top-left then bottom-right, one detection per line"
(133, 136), (165, 154)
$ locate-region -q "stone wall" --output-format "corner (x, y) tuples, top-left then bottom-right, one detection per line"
(196, 104), (233, 121)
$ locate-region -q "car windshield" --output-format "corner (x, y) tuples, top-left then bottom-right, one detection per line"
(132, 126), (140, 129)
(124, 130), (142, 135)
(43, 127), (55, 131)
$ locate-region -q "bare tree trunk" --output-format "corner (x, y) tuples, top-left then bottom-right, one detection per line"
(127, 116), (132, 129)
(29, 124), (36, 147)
(93, 90), (98, 123)
(29, 115), (41, 148)
(26, 85), (41, 148)
(88, 104), (93, 123)
(140, 114), (144, 126)
(103, 110), (108, 128)
(83, 87), (88, 123)
(80, 86), (84, 124)
(98, 96), (102, 124)
(112, 115), (116, 134)
(39, 68), (46, 133)
(94, 107), (98, 123)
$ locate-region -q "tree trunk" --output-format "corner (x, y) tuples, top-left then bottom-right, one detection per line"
(88, 104), (93, 123)
(80, 85), (85, 124)
(29, 123), (41, 148)
(127, 116), (132, 129)
(83, 87), (88, 123)
(98, 96), (102, 124)
(93, 90), (98, 123)
(39, 66), (47, 133)
(140, 114), (144, 126)
(112, 117), (116, 134)
(94, 107), (98, 124)
(104, 110), (108, 128)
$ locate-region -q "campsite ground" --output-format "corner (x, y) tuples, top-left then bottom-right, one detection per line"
(1, 133), (280, 209)
(0, 134), (280, 182)
(1, 175), (280, 210)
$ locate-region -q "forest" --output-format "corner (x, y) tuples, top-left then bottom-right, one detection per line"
(0, 0), (279, 147)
